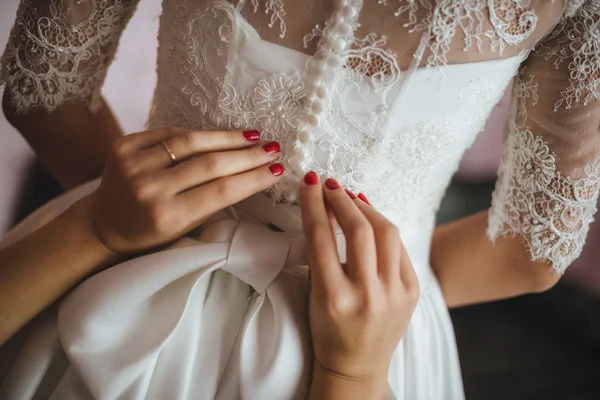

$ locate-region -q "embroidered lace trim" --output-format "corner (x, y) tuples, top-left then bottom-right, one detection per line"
(539, 1), (600, 109)
(487, 2), (600, 272)
(378, 0), (539, 67)
(0, 0), (138, 113)
(3, 0), (600, 273)
(1, 0), (547, 112)
(488, 70), (600, 274)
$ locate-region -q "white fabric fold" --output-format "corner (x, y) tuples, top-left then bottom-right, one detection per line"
(0, 179), (464, 399)
(55, 216), (318, 399)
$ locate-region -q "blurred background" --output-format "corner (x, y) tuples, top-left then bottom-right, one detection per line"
(0, 0), (598, 398)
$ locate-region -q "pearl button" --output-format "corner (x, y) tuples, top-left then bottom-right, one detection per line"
(311, 99), (324, 114)
(308, 71), (323, 86)
(307, 80), (320, 94)
(316, 86), (328, 99)
(294, 148), (306, 161)
(313, 59), (326, 72)
(307, 114), (319, 127)
(298, 130), (311, 144)
(335, 22), (351, 36)
(340, 5), (357, 20)
(331, 39), (348, 53)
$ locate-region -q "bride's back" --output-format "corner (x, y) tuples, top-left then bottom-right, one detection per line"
(244, 0), (564, 66)
(3, 0), (600, 271)
(2, 2), (600, 399)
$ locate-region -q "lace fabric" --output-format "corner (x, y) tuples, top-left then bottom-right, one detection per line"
(0, 0), (139, 113)
(488, 2), (600, 273)
(2, 0), (600, 273)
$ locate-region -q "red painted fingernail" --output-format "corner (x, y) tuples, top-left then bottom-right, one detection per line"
(345, 189), (356, 199)
(269, 163), (285, 176)
(305, 171), (319, 185)
(324, 178), (341, 190)
(358, 193), (371, 205)
(243, 130), (260, 141)
(263, 141), (281, 155)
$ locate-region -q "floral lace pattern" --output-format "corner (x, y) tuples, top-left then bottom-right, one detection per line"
(3, 0), (600, 273)
(249, 0), (287, 38)
(0, 0), (549, 114)
(0, 0), (139, 113)
(379, 0), (538, 67)
(486, 1), (600, 272)
(540, 1), (600, 109)
(488, 72), (600, 273)
(148, 0), (518, 220)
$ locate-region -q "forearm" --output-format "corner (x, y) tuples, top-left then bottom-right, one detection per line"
(2, 92), (123, 189)
(0, 197), (116, 345)
(309, 363), (389, 400)
(431, 210), (560, 308)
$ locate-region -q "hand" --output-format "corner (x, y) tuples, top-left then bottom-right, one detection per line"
(85, 127), (283, 257)
(300, 172), (419, 382)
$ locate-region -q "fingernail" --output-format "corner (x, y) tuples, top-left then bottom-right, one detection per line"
(324, 178), (341, 190)
(243, 130), (260, 141)
(269, 163), (285, 176)
(263, 141), (281, 155)
(305, 171), (319, 185)
(358, 193), (371, 205)
(345, 189), (356, 199)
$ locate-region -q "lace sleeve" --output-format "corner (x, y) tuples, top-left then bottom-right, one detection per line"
(488, 1), (600, 274)
(0, 0), (139, 113)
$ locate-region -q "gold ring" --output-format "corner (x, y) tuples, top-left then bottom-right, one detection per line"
(162, 140), (178, 166)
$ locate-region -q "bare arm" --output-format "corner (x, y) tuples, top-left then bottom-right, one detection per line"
(309, 363), (388, 400)
(0, 127), (284, 347)
(0, 0), (139, 187)
(431, 6), (600, 308)
(431, 211), (559, 308)
(3, 94), (123, 189)
(0, 197), (113, 346)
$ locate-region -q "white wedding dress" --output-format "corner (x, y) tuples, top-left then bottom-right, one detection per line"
(2, 1), (600, 399)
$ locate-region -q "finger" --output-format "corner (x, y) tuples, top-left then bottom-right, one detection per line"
(322, 179), (377, 283)
(353, 196), (418, 289)
(123, 129), (263, 174)
(351, 194), (402, 286)
(399, 242), (419, 291)
(153, 142), (280, 194)
(300, 171), (346, 292)
(176, 162), (285, 222)
(326, 204), (338, 247)
(114, 127), (190, 155)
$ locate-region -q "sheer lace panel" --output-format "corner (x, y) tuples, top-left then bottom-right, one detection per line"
(148, 0), (525, 213)
(4, 0), (600, 273)
(0, 0), (139, 113)
(1, 0), (565, 113)
(488, 2), (600, 273)
(243, 0), (564, 71)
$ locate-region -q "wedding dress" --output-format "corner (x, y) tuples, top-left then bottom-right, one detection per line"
(1, 0), (600, 399)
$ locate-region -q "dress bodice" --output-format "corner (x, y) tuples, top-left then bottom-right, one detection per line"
(3, 0), (600, 273)
(148, 0), (524, 232)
